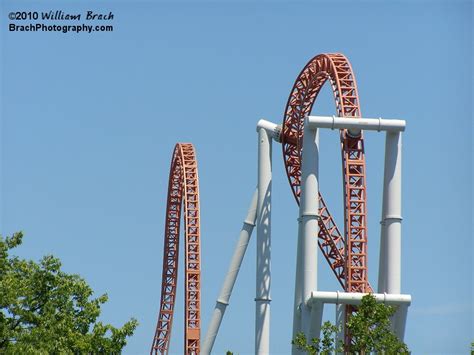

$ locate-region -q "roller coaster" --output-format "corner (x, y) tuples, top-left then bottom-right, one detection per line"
(150, 53), (411, 354)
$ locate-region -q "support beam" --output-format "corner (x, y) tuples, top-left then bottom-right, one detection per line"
(295, 118), (320, 344)
(202, 190), (258, 355)
(308, 301), (323, 341)
(394, 303), (409, 341)
(380, 132), (403, 295)
(335, 304), (345, 347)
(307, 291), (411, 343)
(307, 291), (411, 341)
(255, 127), (272, 355)
(307, 115), (406, 137)
(307, 291), (411, 307)
(256, 119), (282, 142)
(291, 216), (303, 355)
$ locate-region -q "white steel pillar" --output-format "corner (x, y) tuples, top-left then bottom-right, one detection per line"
(380, 131), (403, 295)
(295, 119), (320, 344)
(394, 303), (409, 341)
(335, 303), (345, 348)
(202, 190), (258, 354)
(377, 233), (387, 293)
(308, 300), (323, 341)
(291, 217), (303, 354)
(255, 127), (272, 354)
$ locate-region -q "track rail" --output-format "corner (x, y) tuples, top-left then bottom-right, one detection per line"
(151, 143), (201, 355)
(281, 53), (372, 293)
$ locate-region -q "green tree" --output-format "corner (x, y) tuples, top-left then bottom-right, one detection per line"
(292, 294), (409, 354)
(292, 321), (343, 355)
(0, 232), (138, 353)
(346, 294), (408, 354)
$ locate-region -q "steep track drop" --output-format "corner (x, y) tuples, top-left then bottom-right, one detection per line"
(151, 143), (201, 355)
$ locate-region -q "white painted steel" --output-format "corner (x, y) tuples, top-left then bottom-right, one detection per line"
(395, 303), (409, 341)
(378, 140), (388, 294)
(308, 300), (323, 341)
(307, 291), (411, 307)
(202, 189), (258, 355)
(378, 216), (387, 293)
(335, 304), (345, 347)
(381, 132), (403, 295)
(255, 128), (272, 355)
(257, 119), (282, 142)
(307, 115), (406, 137)
(307, 291), (411, 344)
(296, 118), (320, 342)
(291, 216), (303, 355)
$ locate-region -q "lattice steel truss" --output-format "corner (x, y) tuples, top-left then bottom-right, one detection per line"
(151, 143), (201, 355)
(281, 53), (372, 294)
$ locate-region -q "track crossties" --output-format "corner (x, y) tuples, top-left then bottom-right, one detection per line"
(281, 53), (372, 293)
(151, 143), (201, 355)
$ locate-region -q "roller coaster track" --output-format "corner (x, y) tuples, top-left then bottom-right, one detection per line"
(151, 143), (201, 355)
(281, 53), (372, 293)
(153, 54), (372, 354)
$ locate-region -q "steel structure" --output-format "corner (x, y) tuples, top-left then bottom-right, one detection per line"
(303, 115), (409, 350)
(155, 53), (410, 355)
(281, 53), (371, 294)
(151, 143), (201, 355)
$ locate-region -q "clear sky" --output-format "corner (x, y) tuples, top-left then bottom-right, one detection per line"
(1, 0), (472, 354)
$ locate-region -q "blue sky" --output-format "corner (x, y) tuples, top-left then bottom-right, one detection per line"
(1, 1), (472, 354)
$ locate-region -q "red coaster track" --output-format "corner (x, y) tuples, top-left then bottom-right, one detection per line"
(151, 143), (201, 355)
(281, 53), (372, 293)
(152, 54), (371, 354)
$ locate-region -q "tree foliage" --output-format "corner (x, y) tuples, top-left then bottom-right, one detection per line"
(346, 294), (408, 354)
(293, 294), (409, 354)
(292, 321), (343, 355)
(0, 232), (138, 353)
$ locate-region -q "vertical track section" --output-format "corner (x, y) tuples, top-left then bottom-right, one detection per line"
(151, 143), (201, 355)
(281, 53), (372, 294)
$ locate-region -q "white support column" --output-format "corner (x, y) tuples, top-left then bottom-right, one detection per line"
(378, 181), (387, 294)
(297, 119), (320, 341)
(255, 127), (272, 355)
(308, 301), (323, 340)
(377, 227), (387, 293)
(394, 303), (409, 341)
(335, 303), (345, 348)
(291, 216), (303, 354)
(202, 189), (258, 355)
(381, 131), (403, 295)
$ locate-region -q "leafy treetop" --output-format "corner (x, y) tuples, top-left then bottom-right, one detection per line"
(292, 294), (409, 354)
(0, 232), (138, 354)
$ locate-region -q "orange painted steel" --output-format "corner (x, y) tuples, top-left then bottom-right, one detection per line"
(281, 53), (372, 294)
(151, 143), (201, 355)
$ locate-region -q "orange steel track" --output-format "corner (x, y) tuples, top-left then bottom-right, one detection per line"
(281, 53), (372, 294)
(151, 143), (201, 355)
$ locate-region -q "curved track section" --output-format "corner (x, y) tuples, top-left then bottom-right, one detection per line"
(151, 143), (201, 355)
(281, 53), (371, 293)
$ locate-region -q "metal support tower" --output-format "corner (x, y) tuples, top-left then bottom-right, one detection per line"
(379, 131), (403, 295)
(153, 53), (412, 354)
(292, 119), (320, 354)
(255, 119), (280, 354)
(302, 115), (409, 342)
